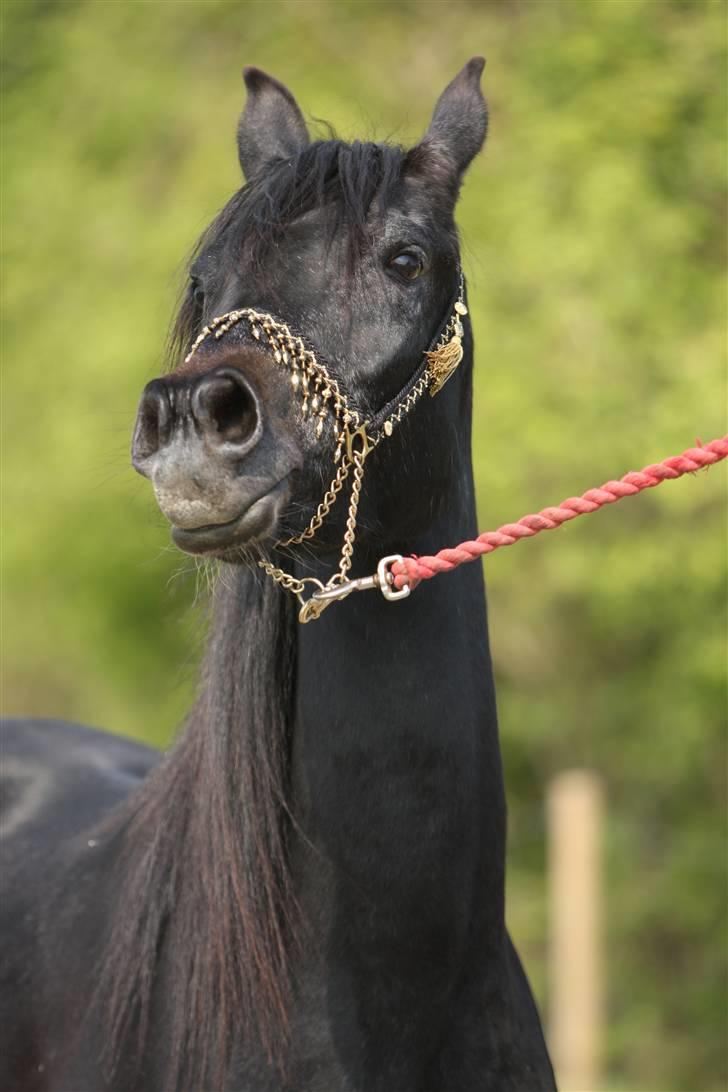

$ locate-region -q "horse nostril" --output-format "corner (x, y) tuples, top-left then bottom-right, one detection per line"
(192, 369), (260, 450)
(132, 381), (171, 468)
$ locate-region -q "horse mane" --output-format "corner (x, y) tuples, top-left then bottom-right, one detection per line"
(95, 138), (407, 1092)
(96, 570), (296, 1091)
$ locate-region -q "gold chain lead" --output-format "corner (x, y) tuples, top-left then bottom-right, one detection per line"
(336, 443), (367, 584)
(278, 457), (351, 547)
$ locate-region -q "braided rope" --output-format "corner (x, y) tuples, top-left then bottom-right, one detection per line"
(391, 436), (728, 591)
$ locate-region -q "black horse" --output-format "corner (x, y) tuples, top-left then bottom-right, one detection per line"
(1, 61), (556, 1091)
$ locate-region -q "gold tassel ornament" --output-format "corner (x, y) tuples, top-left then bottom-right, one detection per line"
(426, 300), (467, 396)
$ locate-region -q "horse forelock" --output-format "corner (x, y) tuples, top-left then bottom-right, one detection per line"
(168, 138), (408, 364)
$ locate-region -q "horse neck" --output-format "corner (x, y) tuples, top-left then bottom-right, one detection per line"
(291, 364), (507, 961)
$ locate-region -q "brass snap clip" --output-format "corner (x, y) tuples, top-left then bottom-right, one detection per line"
(297, 553), (410, 623)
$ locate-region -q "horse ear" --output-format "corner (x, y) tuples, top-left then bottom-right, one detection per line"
(237, 67), (310, 180)
(407, 58), (488, 194)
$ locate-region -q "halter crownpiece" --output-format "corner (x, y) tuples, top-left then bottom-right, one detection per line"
(184, 270), (469, 622)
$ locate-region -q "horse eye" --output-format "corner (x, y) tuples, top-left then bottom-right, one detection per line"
(191, 279), (205, 307)
(387, 249), (426, 281)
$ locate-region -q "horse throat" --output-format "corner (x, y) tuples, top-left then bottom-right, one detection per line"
(288, 359), (507, 1051)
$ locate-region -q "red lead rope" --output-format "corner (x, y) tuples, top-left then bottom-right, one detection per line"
(390, 436), (728, 592)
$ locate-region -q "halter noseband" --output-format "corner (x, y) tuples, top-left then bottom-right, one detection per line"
(184, 271), (469, 621)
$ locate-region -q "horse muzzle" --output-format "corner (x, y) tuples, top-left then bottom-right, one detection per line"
(132, 362), (295, 554)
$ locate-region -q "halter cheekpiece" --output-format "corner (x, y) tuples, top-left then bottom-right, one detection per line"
(184, 272), (469, 621)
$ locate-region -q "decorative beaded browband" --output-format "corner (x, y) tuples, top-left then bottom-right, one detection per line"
(184, 272), (469, 621)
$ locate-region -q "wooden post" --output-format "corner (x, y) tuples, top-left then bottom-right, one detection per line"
(547, 770), (604, 1091)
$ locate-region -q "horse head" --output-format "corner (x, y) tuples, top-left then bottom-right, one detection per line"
(131, 60), (487, 577)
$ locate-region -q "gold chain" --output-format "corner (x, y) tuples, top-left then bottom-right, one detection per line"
(278, 457), (352, 546)
(257, 559), (307, 597)
(336, 445), (367, 583)
(257, 429), (370, 617)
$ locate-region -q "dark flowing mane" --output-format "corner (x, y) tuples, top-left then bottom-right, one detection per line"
(95, 571), (296, 1092)
(170, 139), (407, 360)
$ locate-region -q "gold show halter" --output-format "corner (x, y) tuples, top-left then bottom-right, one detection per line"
(184, 271), (468, 622)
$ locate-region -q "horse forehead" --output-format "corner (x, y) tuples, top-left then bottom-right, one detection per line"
(220, 189), (439, 254)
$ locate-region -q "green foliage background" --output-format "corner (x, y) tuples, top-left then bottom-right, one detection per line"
(2, 1), (726, 1088)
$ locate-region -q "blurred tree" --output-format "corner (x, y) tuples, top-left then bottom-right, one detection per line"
(2, 1), (725, 1088)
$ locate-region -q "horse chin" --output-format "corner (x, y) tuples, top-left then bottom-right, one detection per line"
(170, 478), (290, 558)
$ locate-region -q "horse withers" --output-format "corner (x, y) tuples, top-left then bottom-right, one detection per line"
(0, 61), (556, 1092)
